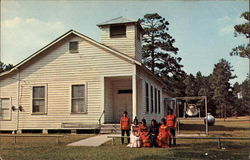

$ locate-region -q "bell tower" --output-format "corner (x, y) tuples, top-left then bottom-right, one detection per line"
(97, 17), (143, 62)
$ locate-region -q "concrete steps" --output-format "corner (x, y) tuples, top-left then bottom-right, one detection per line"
(100, 124), (121, 134)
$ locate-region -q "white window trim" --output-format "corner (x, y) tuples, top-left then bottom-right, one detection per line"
(0, 97), (12, 121)
(31, 84), (48, 115)
(70, 82), (88, 114)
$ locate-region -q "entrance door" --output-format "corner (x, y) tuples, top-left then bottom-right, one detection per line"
(113, 93), (132, 124)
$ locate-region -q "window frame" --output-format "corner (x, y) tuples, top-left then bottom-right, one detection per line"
(31, 84), (48, 115)
(69, 41), (79, 53)
(0, 97), (12, 121)
(70, 82), (88, 114)
(155, 88), (157, 113)
(150, 85), (154, 113)
(145, 82), (149, 113)
(158, 90), (161, 114)
(110, 25), (126, 38)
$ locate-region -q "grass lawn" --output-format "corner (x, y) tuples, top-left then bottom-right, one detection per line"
(0, 117), (249, 160)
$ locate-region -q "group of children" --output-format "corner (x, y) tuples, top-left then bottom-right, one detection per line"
(120, 111), (176, 148)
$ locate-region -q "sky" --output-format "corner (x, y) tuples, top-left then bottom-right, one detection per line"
(0, 0), (248, 84)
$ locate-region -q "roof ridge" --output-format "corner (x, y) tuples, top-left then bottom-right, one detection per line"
(97, 16), (137, 26)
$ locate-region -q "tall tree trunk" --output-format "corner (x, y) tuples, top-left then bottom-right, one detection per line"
(224, 104), (226, 121)
(151, 53), (155, 74)
(221, 105), (223, 118)
(151, 35), (155, 74)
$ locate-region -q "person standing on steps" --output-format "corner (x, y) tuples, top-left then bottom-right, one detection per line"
(166, 109), (177, 146)
(120, 111), (131, 144)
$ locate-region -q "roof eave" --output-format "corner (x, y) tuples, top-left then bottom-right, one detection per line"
(97, 21), (138, 27)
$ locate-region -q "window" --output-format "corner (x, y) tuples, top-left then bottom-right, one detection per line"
(155, 88), (157, 113)
(71, 84), (86, 113)
(151, 85), (154, 113)
(145, 82), (149, 113)
(158, 90), (161, 113)
(110, 25), (126, 38)
(0, 98), (11, 120)
(32, 86), (46, 114)
(69, 41), (79, 53)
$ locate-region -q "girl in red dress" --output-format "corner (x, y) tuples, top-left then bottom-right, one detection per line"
(157, 118), (171, 148)
(139, 118), (151, 147)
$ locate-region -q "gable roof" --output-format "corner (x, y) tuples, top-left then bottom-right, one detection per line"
(97, 16), (137, 26)
(0, 29), (141, 77)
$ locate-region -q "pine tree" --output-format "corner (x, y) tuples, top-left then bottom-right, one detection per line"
(230, 11), (250, 78)
(210, 59), (236, 117)
(195, 72), (216, 115)
(0, 61), (13, 73)
(183, 74), (197, 96)
(139, 13), (185, 96)
(240, 79), (250, 115)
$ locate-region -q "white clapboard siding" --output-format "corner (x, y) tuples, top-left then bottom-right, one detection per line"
(100, 24), (136, 59)
(0, 73), (17, 130)
(136, 66), (165, 123)
(1, 35), (133, 130)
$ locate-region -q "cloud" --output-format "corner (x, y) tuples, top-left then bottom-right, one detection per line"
(2, 17), (22, 28)
(217, 16), (231, 23)
(217, 15), (246, 36)
(219, 24), (234, 36)
(234, 16), (247, 24)
(1, 17), (66, 64)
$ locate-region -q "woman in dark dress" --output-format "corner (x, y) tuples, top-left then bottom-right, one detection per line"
(148, 119), (159, 147)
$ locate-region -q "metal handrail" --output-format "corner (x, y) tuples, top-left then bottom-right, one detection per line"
(98, 109), (105, 130)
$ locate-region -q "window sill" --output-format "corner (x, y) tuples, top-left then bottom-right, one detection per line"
(71, 112), (88, 114)
(0, 119), (12, 121)
(31, 113), (47, 115)
(110, 35), (126, 38)
(69, 51), (79, 53)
